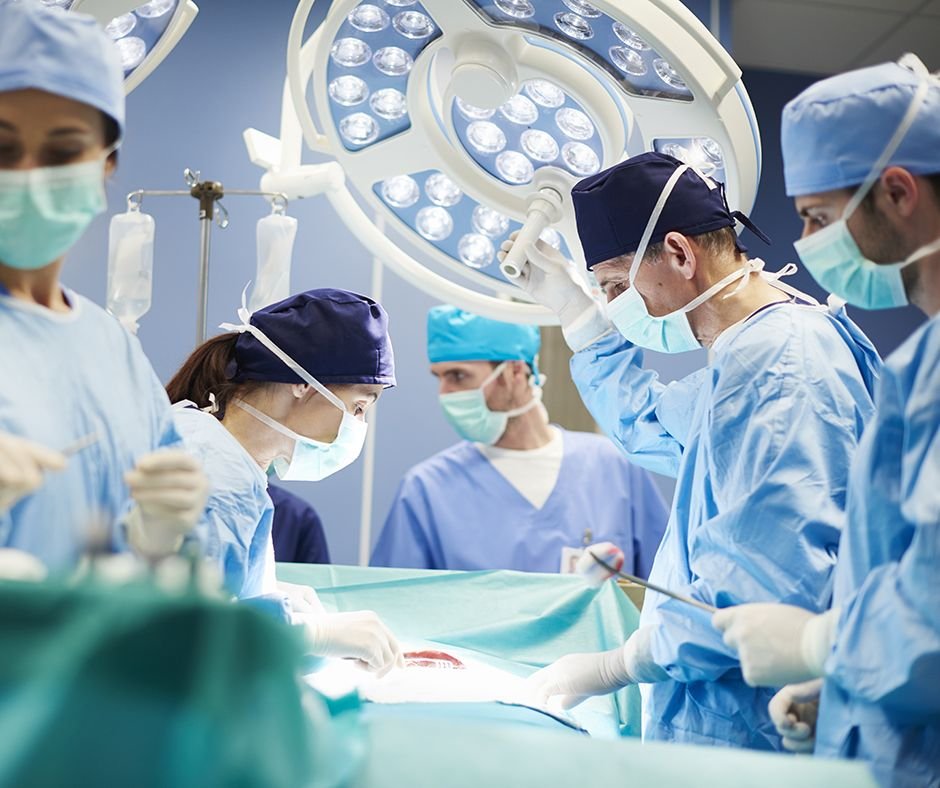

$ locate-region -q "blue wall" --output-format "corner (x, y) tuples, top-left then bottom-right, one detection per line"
(61, 2), (921, 565)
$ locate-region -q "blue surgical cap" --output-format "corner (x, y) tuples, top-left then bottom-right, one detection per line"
(782, 59), (940, 197)
(427, 305), (540, 377)
(229, 289), (396, 388)
(0, 0), (125, 141)
(572, 152), (768, 269)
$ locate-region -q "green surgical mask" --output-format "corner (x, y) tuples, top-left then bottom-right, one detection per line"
(438, 361), (542, 445)
(0, 157), (108, 270)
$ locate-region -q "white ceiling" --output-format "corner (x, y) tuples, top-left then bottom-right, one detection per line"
(731, 0), (940, 74)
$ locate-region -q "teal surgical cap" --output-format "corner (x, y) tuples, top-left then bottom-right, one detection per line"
(782, 57), (940, 197)
(427, 305), (541, 377)
(0, 0), (125, 141)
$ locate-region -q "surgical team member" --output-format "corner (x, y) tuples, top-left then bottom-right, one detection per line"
(371, 306), (667, 574)
(165, 289), (402, 674)
(506, 152), (882, 750)
(269, 484), (330, 564)
(0, 1), (207, 569)
(714, 56), (940, 786)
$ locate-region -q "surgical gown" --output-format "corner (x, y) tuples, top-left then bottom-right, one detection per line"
(571, 301), (881, 750)
(0, 288), (179, 569)
(815, 313), (940, 788)
(370, 428), (668, 574)
(172, 406), (276, 600)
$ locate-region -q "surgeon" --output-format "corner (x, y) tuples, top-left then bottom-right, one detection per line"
(0, 1), (208, 570)
(505, 152), (882, 750)
(165, 288), (403, 674)
(714, 55), (939, 786)
(370, 305), (667, 574)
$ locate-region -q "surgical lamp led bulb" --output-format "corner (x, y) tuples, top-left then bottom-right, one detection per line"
(246, 0), (762, 326)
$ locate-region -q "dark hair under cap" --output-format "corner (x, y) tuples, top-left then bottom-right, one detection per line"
(227, 288), (396, 387)
(572, 152), (769, 269)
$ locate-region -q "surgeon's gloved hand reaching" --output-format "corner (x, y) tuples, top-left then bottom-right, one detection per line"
(498, 233), (612, 352)
(527, 627), (666, 709)
(712, 603), (839, 687)
(769, 679), (822, 753)
(301, 609), (404, 677)
(0, 432), (66, 514)
(124, 450), (209, 559)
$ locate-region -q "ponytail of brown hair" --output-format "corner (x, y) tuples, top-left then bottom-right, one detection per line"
(165, 334), (259, 419)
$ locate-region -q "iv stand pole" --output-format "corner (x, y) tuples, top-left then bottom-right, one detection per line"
(126, 168), (288, 345)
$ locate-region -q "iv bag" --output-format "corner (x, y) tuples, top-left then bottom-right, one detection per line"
(250, 213), (298, 312)
(107, 209), (155, 334)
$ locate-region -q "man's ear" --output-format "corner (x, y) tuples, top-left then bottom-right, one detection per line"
(661, 231), (697, 281)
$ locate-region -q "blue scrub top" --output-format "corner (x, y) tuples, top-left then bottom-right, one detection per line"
(572, 299), (881, 751)
(371, 428), (668, 576)
(268, 484), (330, 564)
(815, 313), (940, 788)
(0, 288), (179, 568)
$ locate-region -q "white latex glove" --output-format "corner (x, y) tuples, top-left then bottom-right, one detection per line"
(498, 233), (612, 352)
(0, 432), (66, 514)
(713, 604), (838, 687)
(768, 679), (822, 753)
(0, 548), (47, 581)
(302, 610), (404, 677)
(279, 580), (326, 616)
(527, 627), (666, 709)
(124, 450), (209, 559)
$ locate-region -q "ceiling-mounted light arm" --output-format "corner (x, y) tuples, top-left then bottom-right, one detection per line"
(288, 0), (331, 151)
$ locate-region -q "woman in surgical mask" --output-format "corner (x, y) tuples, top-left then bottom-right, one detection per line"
(165, 288), (404, 675)
(0, 1), (208, 575)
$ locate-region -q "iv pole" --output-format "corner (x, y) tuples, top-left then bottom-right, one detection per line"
(126, 168), (288, 344)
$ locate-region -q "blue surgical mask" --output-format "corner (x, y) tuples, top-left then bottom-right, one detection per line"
(793, 58), (940, 310)
(439, 362), (542, 445)
(234, 399), (367, 482)
(606, 163), (761, 354)
(0, 156), (108, 270)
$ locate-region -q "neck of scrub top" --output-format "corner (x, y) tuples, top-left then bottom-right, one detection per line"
(493, 384), (552, 451)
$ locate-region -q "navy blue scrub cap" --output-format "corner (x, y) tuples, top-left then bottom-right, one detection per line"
(228, 289), (396, 388)
(572, 152), (769, 269)
(0, 0), (125, 141)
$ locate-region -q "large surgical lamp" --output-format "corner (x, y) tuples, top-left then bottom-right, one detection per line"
(245, 0), (761, 324)
(40, 0), (198, 93)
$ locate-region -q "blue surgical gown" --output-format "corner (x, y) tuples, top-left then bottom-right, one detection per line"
(370, 428), (668, 575)
(0, 288), (179, 569)
(172, 406), (275, 600)
(815, 313), (940, 788)
(572, 301), (881, 750)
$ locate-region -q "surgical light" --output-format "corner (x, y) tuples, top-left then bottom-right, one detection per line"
(244, 0), (762, 325)
(66, 0), (198, 93)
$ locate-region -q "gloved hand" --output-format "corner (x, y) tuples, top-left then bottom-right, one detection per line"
(303, 610), (404, 677)
(0, 548), (48, 581)
(768, 679), (822, 753)
(713, 604), (838, 687)
(527, 627), (666, 709)
(124, 450), (209, 558)
(498, 233), (612, 352)
(0, 432), (66, 514)
(279, 580), (326, 616)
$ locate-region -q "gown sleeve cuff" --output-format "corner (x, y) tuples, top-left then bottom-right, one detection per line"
(801, 607), (840, 679)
